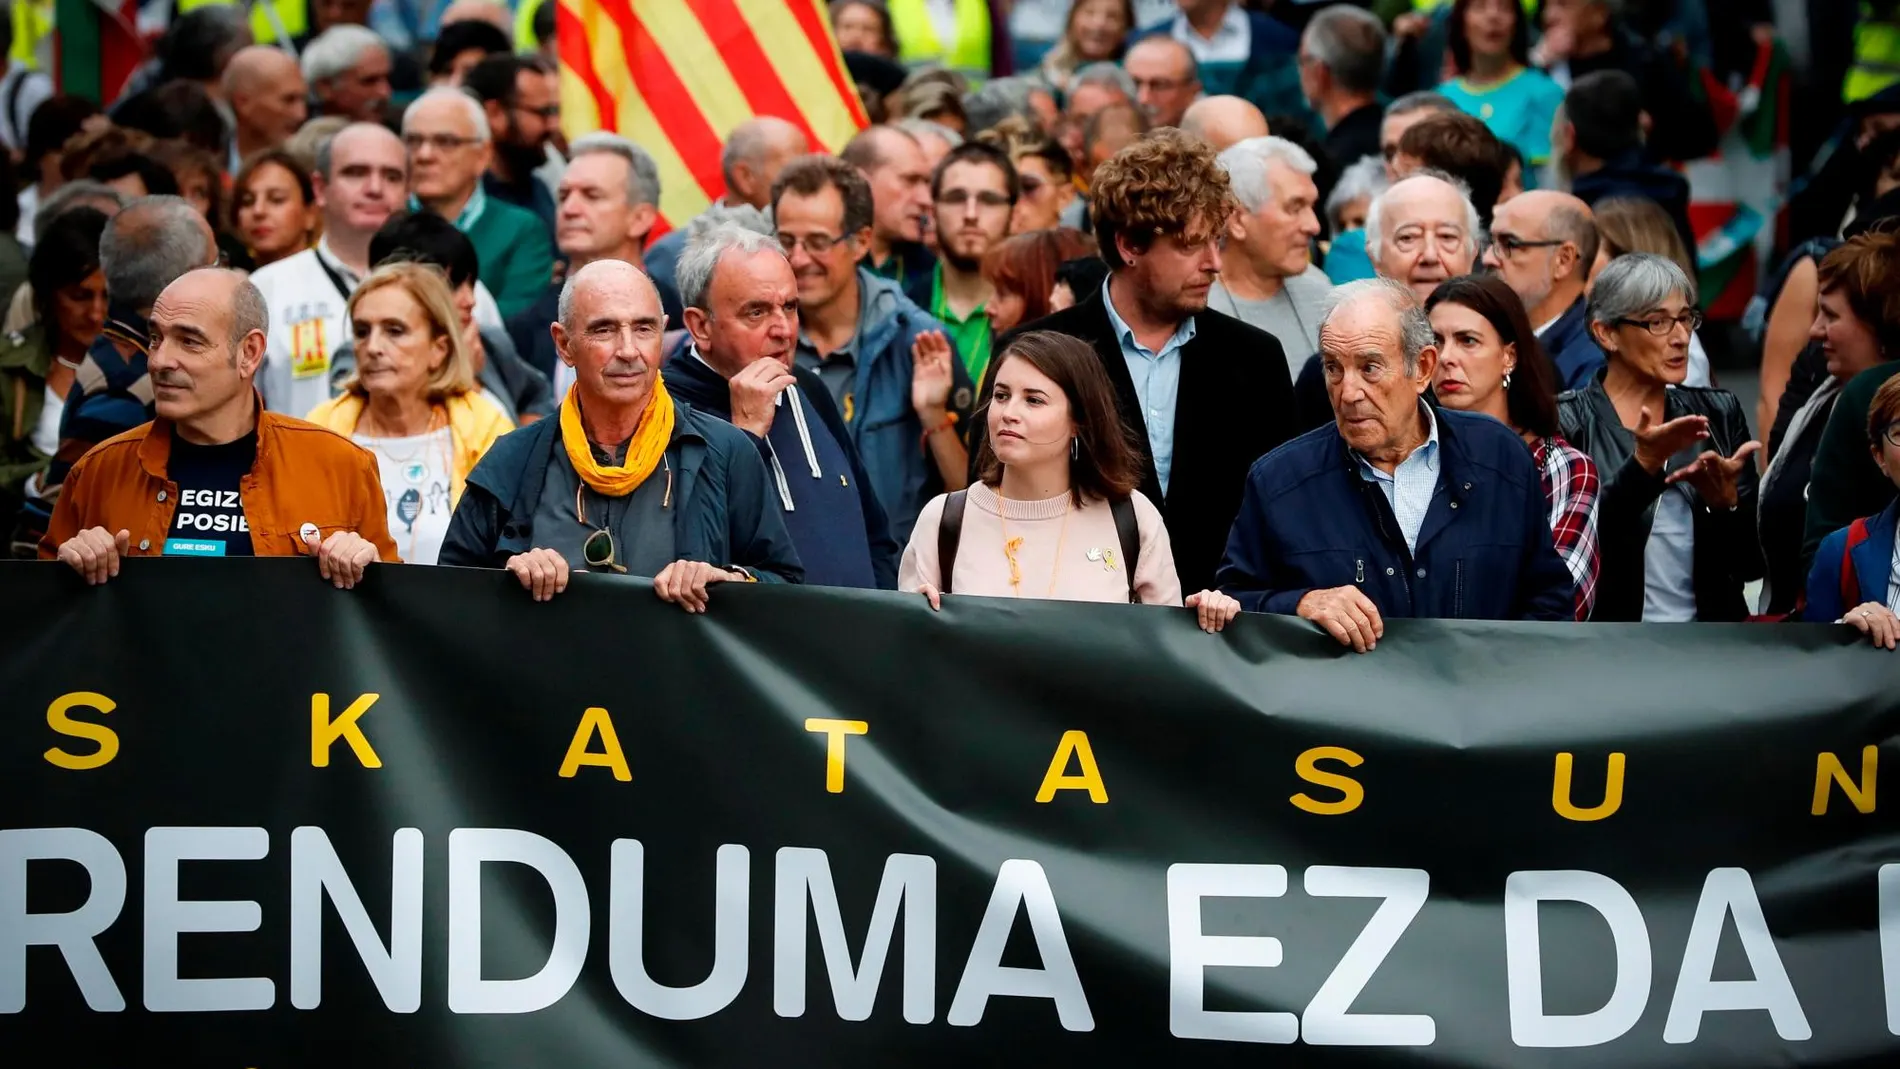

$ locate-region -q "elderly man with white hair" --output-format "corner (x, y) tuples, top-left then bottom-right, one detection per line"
(665, 221), (899, 589)
(403, 86), (553, 320)
(301, 24), (392, 122)
(1366, 170), (1481, 303)
(1211, 135), (1332, 376)
(439, 259), (803, 605)
(1218, 277), (1574, 649)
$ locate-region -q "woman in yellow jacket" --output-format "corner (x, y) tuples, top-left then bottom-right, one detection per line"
(307, 262), (513, 564)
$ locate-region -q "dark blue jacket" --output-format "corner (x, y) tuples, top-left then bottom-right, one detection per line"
(664, 347), (899, 589)
(1133, 12), (1309, 126)
(436, 397), (803, 582)
(1217, 406), (1575, 620)
(1571, 152), (1697, 259)
(1804, 499), (1899, 623)
(1540, 295), (1604, 392)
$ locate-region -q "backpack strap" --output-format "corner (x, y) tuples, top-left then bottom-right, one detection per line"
(937, 489), (968, 594)
(1110, 495), (1141, 603)
(1842, 515), (1875, 612)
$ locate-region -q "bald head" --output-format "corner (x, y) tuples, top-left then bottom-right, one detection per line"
(1366, 174), (1479, 301)
(1181, 96), (1269, 152)
(722, 117), (810, 208)
(1483, 189), (1597, 317)
(161, 268), (269, 351)
(439, 0), (512, 35)
(101, 195), (217, 313)
(558, 258), (663, 332)
(1125, 36), (1199, 128)
(224, 46), (309, 151)
(223, 46), (299, 94)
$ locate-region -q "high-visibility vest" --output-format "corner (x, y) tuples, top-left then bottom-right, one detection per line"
(888, 0), (991, 79)
(11, 0), (50, 71)
(1846, 3), (1900, 103)
(517, 0), (546, 53)
(177, 0), (308, 49)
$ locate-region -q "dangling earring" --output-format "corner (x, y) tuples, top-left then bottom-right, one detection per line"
(1503, 370), (1513, 389)
(1070, 436), (1080, 461)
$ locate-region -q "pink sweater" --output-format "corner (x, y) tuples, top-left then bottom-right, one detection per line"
(899, 482), (1185, 606)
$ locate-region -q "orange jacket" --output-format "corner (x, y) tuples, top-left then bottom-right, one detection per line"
(40, 409), (400, 562)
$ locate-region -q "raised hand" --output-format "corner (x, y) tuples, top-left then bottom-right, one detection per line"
(728, 357), (798, 438)
(1665, 441), (1762, 510)
(1632, 407), (1710, 475)
(911, 330), (955, 422)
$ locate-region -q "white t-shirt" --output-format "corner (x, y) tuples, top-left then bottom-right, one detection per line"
(355, 425), (456, 565)
(1642, 484), (1698, 622)
(30, 382), (61, 455)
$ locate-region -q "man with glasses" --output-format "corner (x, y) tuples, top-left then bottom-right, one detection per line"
(1483, 190), (1603, 389)
(667, 221), (898, 589)
(923, 142), (1018, 385)
(1367, 171), (1479, 303)
(998, 129), (1298, 595)
(1124, 37), (1202, 130)
(772, 153), (972, 544)
(440, 259), (803, 605)
(1002, 134), (1077, 233)
(402, 87), (554, 320)
(464, 54), (561, 232)
(1133, 0), (1304, 121)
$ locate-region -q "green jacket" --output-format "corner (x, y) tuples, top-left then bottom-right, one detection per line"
(465, 196), (555, 321)
(1801, 362), (1900, 576)
(0, 323), (52, 515)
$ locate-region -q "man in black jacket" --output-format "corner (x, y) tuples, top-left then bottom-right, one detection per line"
(1555, 70), (1697, 258)
(669, 220), (899, 590)
(993, 128), (1301, 593)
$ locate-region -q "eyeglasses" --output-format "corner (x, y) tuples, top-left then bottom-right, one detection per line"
(514, 103), (560, 120)
(1131, 75), (1191, 94)
(939, 189), (1012, 209)
(1616, 311), (1705, 336)
(402, 133), (481, 153)
(777, 230), (850, 256)
(1019, 175), (1046, 196)
(1882, 421), (1900, 448)
(1487, 234), (1567, 257)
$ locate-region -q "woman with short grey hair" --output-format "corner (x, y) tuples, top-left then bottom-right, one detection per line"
(1557, 253), (1763, 621)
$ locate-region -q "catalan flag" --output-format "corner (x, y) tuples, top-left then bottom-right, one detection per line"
(556, 0), (869, 235)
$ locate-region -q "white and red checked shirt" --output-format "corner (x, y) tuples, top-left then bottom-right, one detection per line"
(1534, 435), (1601, 620)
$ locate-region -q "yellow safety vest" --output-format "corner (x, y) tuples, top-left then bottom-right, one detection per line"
(517, 0), (546, 53)
(887, 0), (990, 79)
(177, 0), (307, 49)
(1846, 3), (1900, 103)
(11, 0), (50, 71)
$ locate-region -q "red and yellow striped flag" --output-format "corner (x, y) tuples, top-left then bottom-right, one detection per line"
(556, 0), (869, 235)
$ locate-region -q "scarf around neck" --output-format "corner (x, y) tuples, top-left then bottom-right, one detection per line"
(559, 376), (676, 497)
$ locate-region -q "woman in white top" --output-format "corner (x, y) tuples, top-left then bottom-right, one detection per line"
(305, 262), (513, 564)
(900, 330), (1241, 631)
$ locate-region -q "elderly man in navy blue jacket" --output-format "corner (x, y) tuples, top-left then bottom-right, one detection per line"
(1218, 278), (1574, 650)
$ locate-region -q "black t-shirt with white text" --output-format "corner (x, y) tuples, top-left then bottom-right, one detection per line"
(165, 432), (257, 557)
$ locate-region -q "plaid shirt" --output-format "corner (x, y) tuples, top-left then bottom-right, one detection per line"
(1534, 436), (1602, 620)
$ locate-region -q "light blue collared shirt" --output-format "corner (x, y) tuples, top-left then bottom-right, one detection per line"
(408, 184), (488, 232)
(1102, 280), (1195, 496)
(1354, 402), (1441, 555)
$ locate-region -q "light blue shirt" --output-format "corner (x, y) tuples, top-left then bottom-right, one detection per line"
(1101, 280), (1195, 496)
(408, 185), (488, 232)
(1354, 402), (1441, 555)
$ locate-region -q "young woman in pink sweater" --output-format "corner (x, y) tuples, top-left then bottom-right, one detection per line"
(899, 331), (1243, 632)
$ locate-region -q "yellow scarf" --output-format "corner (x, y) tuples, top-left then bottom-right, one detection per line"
(559, 376), (675, 496)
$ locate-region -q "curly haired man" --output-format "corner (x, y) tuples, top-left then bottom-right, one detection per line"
(993, 128), (1301, 594)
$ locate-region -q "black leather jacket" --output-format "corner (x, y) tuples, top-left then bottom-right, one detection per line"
(1558, 379), (1763, 621)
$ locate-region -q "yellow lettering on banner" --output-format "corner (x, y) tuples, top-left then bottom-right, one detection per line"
(1290, 746), (1364, 815)
(1812, 747), (1877, 815)
(43, 691), (120, 770)
(805, 718), (868, 793)
(1035, 730), (1108, 803)
(1552, 752), (1624, 821)
(559, 707), (632, 781)
(311, 693), (382, 768)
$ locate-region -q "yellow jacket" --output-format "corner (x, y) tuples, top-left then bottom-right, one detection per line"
(304, 390), (513, 507)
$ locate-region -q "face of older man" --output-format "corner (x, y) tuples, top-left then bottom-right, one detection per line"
(1380, 108), (1440, 181)
(148, 271), (263, 430)
(557, 151), (648, 264)
(1234, 158), (1321, 280)
(323, 46), (392, 122)
(864, 130), (931, 247)
(1125, 39), (1198, 129)
(1481, 193), (1563, 312)
(1373, 177), (1475, 302)
(406, 95), (490, 208)
(688, 248), (800, 377)
(554, 262), (666, 415)
(1321, 294), (1437, 462)
(318, 125), (408, 237)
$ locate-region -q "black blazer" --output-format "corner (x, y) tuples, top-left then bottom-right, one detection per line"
(992, 289), (1300, 593)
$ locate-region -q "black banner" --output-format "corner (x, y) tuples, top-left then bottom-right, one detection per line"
(3, 559), (1899, 1067)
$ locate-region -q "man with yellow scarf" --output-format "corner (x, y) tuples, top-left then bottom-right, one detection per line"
(439, 260), (802, 609)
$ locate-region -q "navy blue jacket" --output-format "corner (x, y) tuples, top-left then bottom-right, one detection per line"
(1571, 152), (1697, 260)
(1803, 499), (1899, 623)
(436, 397), (803, 583)
(664, 347), (899, 589)
(1540, 295), (1604, 392)
(1217, 406), (1575, 620)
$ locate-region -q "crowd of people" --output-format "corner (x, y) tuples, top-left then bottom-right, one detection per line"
(13, 0), (1900, 648)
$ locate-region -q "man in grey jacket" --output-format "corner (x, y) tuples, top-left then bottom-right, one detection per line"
(1209, 136), (1334, 380)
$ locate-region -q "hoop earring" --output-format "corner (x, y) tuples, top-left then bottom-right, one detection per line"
(1070, 436), (1079, 461)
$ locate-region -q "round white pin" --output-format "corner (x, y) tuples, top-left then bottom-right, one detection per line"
(299, 522), (320, 543)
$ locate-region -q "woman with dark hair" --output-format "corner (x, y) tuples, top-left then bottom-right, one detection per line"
(980, 227), (1096, 334)
(1035, 0), (1135, 94)
(0, 208), (108, 522)
(1428, 273), (1601, 618)
(900, 331), (1241, 630)
(830, 0), (899, 57)
(1438, 0), (1564, 172)
(234, 150), (319, 269)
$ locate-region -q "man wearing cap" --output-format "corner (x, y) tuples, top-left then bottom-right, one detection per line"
(45, 268), (396, 582)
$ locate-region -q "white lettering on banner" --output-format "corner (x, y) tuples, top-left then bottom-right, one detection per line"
(1881, 864), (1900, 1035)
(1301, 866), (1434, 1045)
(1505, 870), (1652, 1047)
(773, 848), (936, 1023)
(1167, 863), (1298, 1043)
(947, 859), (1093, 1031)
(0, 828), (127, 1012)
(289, 827), (424, 1012)
(446, 828), (589, 1014)
(609, 840), (750, 1020)
(1662, 867), (1811, 1043)
(143, 826), (273, 1012)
